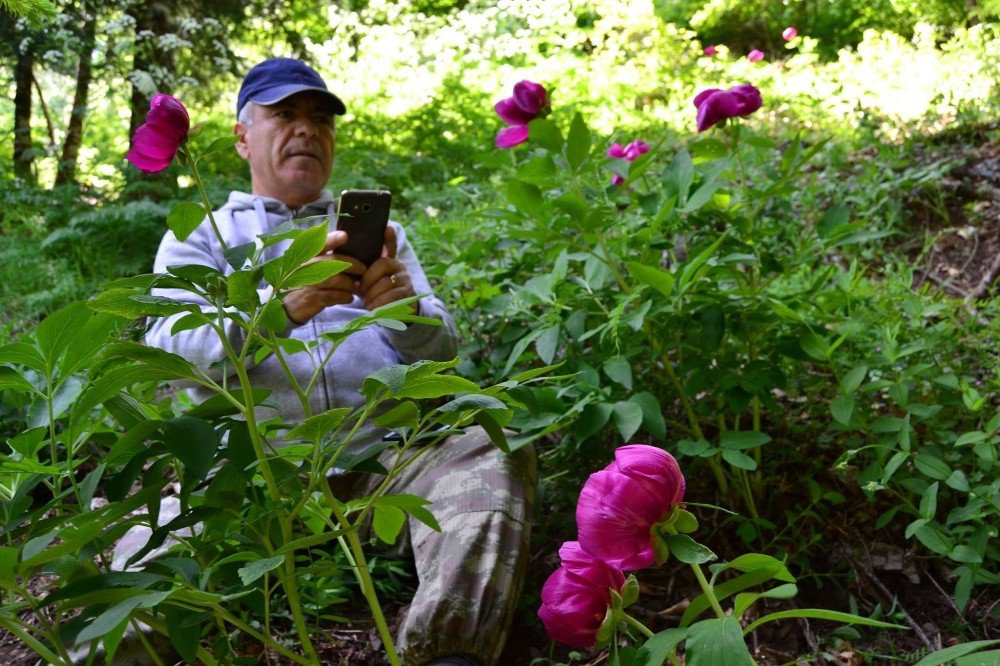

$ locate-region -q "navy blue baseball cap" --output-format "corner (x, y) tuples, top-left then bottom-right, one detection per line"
(237, 57), (346, 119)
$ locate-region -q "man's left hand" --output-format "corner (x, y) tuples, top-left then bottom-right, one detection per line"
(359, 225), (418, 312)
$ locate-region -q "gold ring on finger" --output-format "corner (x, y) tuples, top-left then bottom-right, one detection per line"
(389, 273), (398, 287)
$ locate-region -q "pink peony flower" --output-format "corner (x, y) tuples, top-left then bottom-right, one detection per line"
(703, 44), (717, 56)
(576, 445), (685, 570)
(125, 93), (190, 173)
(747, 49), (765, 62)
(606, 140), (650, 185)
(494, 80), (549, 148)
(782, 26), (798, 41)
(538, 541), (626, 648)
(692, 83), (763, 133)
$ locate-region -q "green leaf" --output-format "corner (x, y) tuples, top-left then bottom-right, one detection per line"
(633, 628), (687, 666)
(529, 117), (564, 152)
(535, 325), (560, 365)
(227, 269), (260, 307)
(603, 356), (633, 389)
(286, 408), (353, 443)
(631, 392), (666, 440)
(612, 400), (643, 441)
(565, 112), (591, 172)
(166, 202), (207, 242)
(377, 494), (441, 532)
(75, 591), (171, 645)
(196, 134), (240, 160)
(576, 402), (613, 440)
(35, 301), (92, 369)
(259, 299), (287, 334)
(955, 431), (987, 446)
(678, 234), (726, 293)
(950, 545), (983, 564)
(841, 365), (868, 393)
(373, 401), (419, 430)
(506, 179), (543, 215)
(800, 333), (829, 361)
(373, 504), (407, 545)
(664, 534), (716, 564)
(224, 241), (256, 271)
(722, 449), (757, 470)
(743, 609), (906, 634)
(361, 364), (409, 399)
(237, 555), (285, 586)
(912, 640), (1000, 666)
(669, 149), (695, 204)
(831, 395), (855, 426)
(0, 367), (41, 395)
(438, 394), (507, 412)
(685, 616), (753, 666)
(681, 179), (722, 213)
(397, 375), (481, 399)
(160, 416), (219, 485)
(283, 259), (351, 289)
(914, 453), (951, 480)
(719, 431), (771, 450)
(0, 342), (46, 371)
(281, 222), (329, 279)
(919, 482), (939, 520)
(474, 410), (511, 454)
(627, 261), (675, 299)
(817, 204), (850, 239)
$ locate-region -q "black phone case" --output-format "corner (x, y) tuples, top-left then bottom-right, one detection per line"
(335, 190), (392, 266)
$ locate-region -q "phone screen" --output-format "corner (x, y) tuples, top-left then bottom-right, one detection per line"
(335, 190), (392, 266)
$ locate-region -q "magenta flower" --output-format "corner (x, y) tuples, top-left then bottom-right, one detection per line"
(606, 140), (650, 185)
(782, 26), (798, 41)
(703, 44), (717, 56)
(692, 83), (763, 133)
(494, 80), (549, 148)
(538, 541), (626, 648)
(747, 49), (765, 62)
(125, 93), (190, 173)
(576, 445), (685, 570)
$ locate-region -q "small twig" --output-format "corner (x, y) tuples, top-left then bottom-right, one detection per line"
(923, 566), (964, 620)
(967, 246), (1000, 300)
(860, 567), (933, 648)
(925, 272), (971, 298)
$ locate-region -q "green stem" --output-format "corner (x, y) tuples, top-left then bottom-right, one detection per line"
(622, 611), (654, 640)
(691, 562), (725, 619)
(214, 606), (309, 664)
(738, 468), (760, 520)
(322, 483), (400, 666)
(186, 152), (229, 252)
(0, 615), (68, 665)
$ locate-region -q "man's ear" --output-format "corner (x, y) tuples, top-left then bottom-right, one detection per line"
(234, 123), (250, 160)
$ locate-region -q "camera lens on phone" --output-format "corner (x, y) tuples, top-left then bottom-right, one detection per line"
(362, 203), (372, 213)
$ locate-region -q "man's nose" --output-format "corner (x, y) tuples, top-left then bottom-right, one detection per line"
(293, 116), (319, 137)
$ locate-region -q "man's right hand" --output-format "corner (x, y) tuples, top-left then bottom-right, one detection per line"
(282, 230), (366, 325)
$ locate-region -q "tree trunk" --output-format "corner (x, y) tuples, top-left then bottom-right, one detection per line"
(13, 47), (34, 183)
(55, 5), (97, 187)
(126, 0), (176, 198)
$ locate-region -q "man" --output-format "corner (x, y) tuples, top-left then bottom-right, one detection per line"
(144, 58), (535, 666)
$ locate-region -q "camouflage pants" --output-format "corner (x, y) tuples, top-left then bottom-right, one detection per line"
(330, 427), (536, 666)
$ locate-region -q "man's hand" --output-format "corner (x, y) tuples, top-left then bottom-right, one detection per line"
(360, 225), (417, 313)
(282, 230), (366, 324)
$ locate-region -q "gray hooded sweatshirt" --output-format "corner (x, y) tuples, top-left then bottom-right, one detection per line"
(146, 190), (459, 453)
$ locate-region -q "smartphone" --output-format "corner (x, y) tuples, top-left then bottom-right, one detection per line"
(335, 189), (392, 267)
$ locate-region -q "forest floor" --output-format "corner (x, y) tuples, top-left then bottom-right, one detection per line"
(3, 129), (1000, 665)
